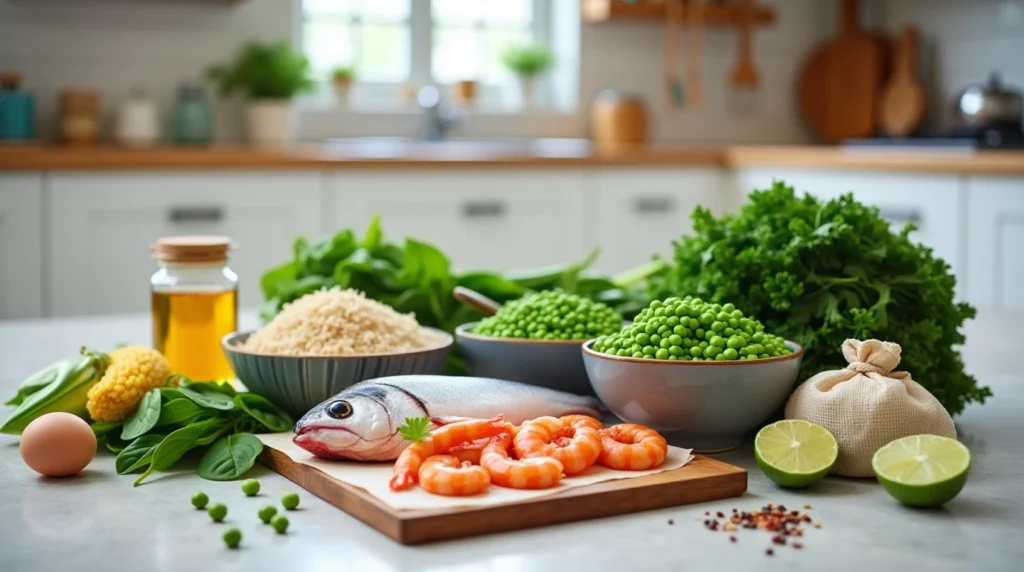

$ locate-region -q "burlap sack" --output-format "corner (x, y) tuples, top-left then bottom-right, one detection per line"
(784, 339), (956, 477)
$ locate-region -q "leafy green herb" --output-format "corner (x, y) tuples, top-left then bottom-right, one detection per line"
(121, 389), (162, 440)
(397, 417), (432, 443)
(133, 419), (221, 486)
(207, 41), (314, 99)
(197, 433), (264, 481)
(155, 399), (202, 427)
(650, 181), (990, 415)
(115, 434), (166, 474)
(177, 385), (235, 411)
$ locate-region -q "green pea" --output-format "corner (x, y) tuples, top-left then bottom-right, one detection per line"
(690, 346), (703, 357)
(714, 353), (728, 361)
(223, 528), (242, 549)
(710, 336), (725, 348)
(759, 353), (770, 359)
(258, 505), (278, 524)
(673, 325), (687, 336)
(696, 328), (706, 339)
(668, 355), (678, 361)
(752, 333), (765, 343)
(700, 313), (716, 326)
(704, 346), (722, 358)
(632, 352), (644, 358)
(699, 341), (709, 349)
(669, 345), (684, 356)
(723, 327), (735, 336)
(722, 303), (736, 312)
(660, 338), (672, 349)
(711, 321), (726, 332)
(271, 516), (290, 534)
(716, 312), (731, 322)
(241, 479), (260, 497)
(616, 349), (628, 356)
(655, 348), (669, 359)
(208, 503), (227, 523)
(727, 337), (744, 349)
(643, 346), (656, 356)
(666, 316), (679, 327)
(754, 344), (765, 354)
(654, 308), (666, 317)
(645, 325), (657, 335)
(657, 325), (671, 335)
(191, 492), (209, 510)
(650, 300), (663, 309)
(281, 492), (300, 511)
(650, 334), (662, 344)
(668, 334), (683, 345)
(635, 333), (650, 345)
(722, 348), (739, 360)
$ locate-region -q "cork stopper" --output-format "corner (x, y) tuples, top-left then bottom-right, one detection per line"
(1, 72), (20, 90)
(151, 236), (234, 263)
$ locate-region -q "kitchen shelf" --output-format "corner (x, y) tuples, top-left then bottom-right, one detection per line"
(582, 0), (776, 25)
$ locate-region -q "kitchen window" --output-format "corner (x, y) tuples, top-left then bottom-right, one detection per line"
(301, 0), (573, 112)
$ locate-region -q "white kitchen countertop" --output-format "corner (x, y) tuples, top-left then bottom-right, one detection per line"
(0, 312), (1021, 572)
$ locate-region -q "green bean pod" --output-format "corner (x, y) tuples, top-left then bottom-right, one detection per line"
(0, 348), (109, 435)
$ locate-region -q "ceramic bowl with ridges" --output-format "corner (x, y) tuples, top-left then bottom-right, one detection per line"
(455, 322), (594, 396)
(222, 329), (453, 418)
(582, 339), (804, 453)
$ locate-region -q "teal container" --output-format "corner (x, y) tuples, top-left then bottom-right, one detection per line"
(171, 83), (211, 146)
(0, 73), (35, 141)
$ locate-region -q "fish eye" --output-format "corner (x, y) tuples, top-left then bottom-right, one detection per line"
(327, 400), (353, 419)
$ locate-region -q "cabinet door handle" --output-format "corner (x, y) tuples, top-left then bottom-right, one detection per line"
(633, 196), (674, 214)
(461, 201), (507, 218)
(168, 206), (224, 224)
(877, 207), (921, 225)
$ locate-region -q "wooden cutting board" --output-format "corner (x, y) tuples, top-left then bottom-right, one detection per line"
(798, 0), (886, 142)
(259, 445), (747, 545)
(878, 26), (925, 137)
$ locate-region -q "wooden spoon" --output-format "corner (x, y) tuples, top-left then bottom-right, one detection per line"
(878, 25), (925, 138)
(453, 286), (501, 317)
(731, 0), (761, 89)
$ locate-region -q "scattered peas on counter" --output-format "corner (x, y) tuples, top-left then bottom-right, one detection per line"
(272, 516), (290, 534)
(258, 505), (278, 524)
(191, 492), (209, 509)
(281, 492), (300, 510)
(592, 296), (792, 362)
(242, 479), (261, 496)
(472, 290), (622, 341)
(223, 528), (242, 549)
(208, 503), (228, 523)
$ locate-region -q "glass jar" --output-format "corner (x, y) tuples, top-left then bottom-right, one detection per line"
(59, 89), (100, 146)
(171, 83), (212, 146)
(150, 236), (238, 381)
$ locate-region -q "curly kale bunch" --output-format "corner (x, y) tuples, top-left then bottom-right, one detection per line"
(649, 181), (990, 415)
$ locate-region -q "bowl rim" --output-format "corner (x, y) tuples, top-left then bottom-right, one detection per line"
(222, 326), (454, 360)
(455, 321), (593, 346)
(581, 338), (804, 366)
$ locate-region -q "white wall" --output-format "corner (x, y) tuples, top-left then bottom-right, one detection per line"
(874, 0), (1024, 134)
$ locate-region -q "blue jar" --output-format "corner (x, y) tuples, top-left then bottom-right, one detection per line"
(171, 83), (212, 146)
(0, 72), (35, 141)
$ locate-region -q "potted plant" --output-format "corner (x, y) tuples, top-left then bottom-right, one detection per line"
(208, 41), (314, 147)
(500, 44), (554, 109)
(451, 80), (478, 108)
(331, 65), (356, 105)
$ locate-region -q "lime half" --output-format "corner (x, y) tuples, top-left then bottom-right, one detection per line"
(872, 434), (970, 508)
(755, 420), (838, 488)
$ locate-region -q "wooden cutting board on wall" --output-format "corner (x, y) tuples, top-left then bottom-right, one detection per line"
(798, 0), (887, 142)
(878, 26), (926, 137)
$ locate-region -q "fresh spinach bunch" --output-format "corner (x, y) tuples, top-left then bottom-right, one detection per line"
(650, 181), (990, 415)
(260, 216), (660, 329)
(95, 378), (293, 486)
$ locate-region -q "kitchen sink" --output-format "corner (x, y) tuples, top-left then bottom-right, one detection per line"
(323, 137), (593, 160)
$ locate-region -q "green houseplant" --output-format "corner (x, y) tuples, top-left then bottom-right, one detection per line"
(207, 41), (314, 146)
(500, 44), (554, 108)
(330, 65), (356, 105)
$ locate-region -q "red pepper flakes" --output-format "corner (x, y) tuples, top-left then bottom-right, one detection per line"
(793, 542), (803, 549)
(765, 548), (774, 556)
(729, 536), (737, 543)
(699, 502), (820, 553)
(716, 511), (725, 518)
(668, 519), (674, 525)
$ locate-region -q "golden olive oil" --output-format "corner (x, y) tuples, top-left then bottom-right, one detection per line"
(151, 290), (237, 381)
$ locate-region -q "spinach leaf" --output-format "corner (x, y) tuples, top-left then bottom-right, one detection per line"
(181, 379), (236, 396)
(133, 419), (220, 486)
(115, 434), (166, 474)
(159, 387), (188, 402)
(121, 389), (162, 440)
(155, 399), (202, 427)
(105, 432), (129, 453)
(91, 421), (122, 438)
(197, 433), (263, 481)
(234, 394), (294, 432)
(361, 213), (383, 251)
(195, 418), (234, 446)
(261, 260), (297, 300)
(177, 385), (235, 410)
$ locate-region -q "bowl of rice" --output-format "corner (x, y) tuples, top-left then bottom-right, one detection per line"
(222, 287), (452, 417)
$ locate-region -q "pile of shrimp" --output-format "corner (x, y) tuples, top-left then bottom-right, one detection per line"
(388, 414), (669, 497)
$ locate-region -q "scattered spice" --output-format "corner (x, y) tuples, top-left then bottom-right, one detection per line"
(766, 548), (774, 556)
(667, 519), (674, 525)
(814, 521), (822, 528)
(716, 511), (725, 518)
(803, 503), (812, 509)
(729, 535), (737, 543)
(793, 542), (803, 549)
(697, 502), (821, 554)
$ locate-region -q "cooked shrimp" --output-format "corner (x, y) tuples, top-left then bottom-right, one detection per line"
(597, 424), (668, 470)
(561, 415), (603, 431)
(417, 455), (491, 496)
(481, 433), (563, 489)
(448, 438), (489, 465)
(514, 416), (602, 475)
(390, 416), (508, 492)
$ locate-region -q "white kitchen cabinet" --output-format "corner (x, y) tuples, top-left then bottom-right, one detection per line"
(965, 176), (1024, 311)
(0, 175), (43, 319)
(327, 171), (588, 272)
(733, 169), (965, 298)
(587, 168), (726, 273)
(48, 172), (323, 316)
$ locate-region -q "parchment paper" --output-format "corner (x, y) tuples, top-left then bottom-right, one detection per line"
(258, 433), (694, 511)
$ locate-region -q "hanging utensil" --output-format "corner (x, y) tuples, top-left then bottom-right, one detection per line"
(663, 0), (685, 108)
(686, 0), (706, 106)
(731, 0), (761, 89)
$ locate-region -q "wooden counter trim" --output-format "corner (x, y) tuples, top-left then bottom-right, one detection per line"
(1, 145), (1023, 175)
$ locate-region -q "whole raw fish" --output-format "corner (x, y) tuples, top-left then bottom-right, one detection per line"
(293, 375), (603, 461)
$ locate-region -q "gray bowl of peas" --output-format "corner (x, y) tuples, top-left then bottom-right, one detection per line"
(455, 290), (626, 397)
(581, 297), (803, 453)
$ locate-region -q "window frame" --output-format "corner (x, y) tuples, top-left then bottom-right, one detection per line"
(298, 0), (555, 112)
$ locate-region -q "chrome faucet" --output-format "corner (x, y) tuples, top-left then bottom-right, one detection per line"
(417, 85), (458, 141)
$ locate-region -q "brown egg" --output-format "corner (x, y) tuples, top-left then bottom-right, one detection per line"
(19, 412), (97, 477)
